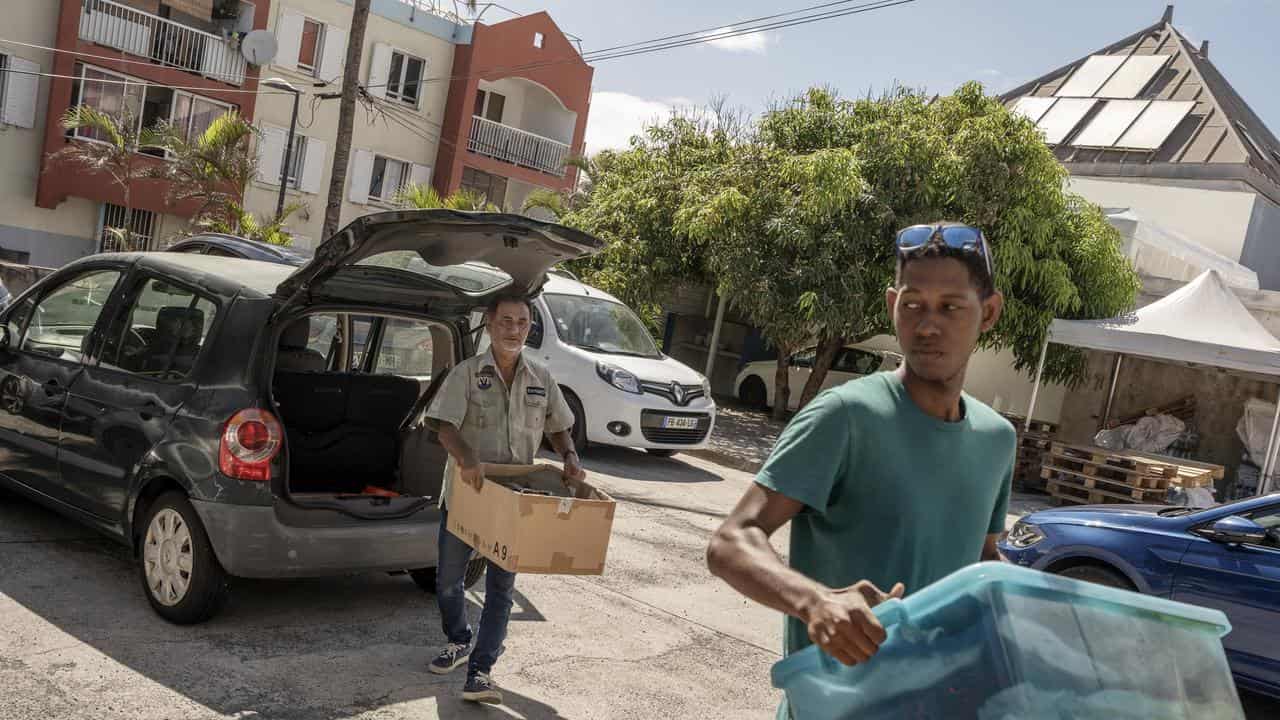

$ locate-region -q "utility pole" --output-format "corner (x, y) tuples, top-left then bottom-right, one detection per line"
(322, 0), (372, 240)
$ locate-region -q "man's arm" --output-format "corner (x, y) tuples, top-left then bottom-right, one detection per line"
(707, 484), (902, 666)
(547, 430), (585, 481)
(437, 422), (484, 488)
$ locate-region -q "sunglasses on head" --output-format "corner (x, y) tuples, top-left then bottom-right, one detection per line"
(895, 223), (994, 279)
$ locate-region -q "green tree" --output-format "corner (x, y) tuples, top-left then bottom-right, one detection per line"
(195, 201), (304, 246)
(50, 106), (166, 251)
(150, 111), (260, 231)
(395, 184), (499, 211)
(700, 83), (1139, 411)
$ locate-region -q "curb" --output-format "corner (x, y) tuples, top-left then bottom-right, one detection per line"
(687, 449), (764, 475)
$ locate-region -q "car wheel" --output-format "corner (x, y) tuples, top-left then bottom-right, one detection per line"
(410, 556), (488, 593)
(646, 449), (679, 458)
(564, 390), (588, 453)
(1055, 564), (1134, 590)
(137, 491), (229, 624)
(738, 376), (768, 409)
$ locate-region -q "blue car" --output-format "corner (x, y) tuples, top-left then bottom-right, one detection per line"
(998, 494), (1280, 698)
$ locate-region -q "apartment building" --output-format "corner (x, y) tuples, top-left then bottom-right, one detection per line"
(244, 1), (593, 249)
(1, 0), (267, 267)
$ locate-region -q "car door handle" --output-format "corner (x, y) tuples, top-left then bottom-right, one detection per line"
(43, 378), (64, 396)
(137, 400), (161, 421)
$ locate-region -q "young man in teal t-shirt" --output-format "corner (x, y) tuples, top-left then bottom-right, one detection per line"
(708, 223), (1015, 709)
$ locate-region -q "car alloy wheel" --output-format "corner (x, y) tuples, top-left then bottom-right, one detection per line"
(143, 508), (194, 606)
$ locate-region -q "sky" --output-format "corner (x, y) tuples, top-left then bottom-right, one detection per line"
(481, 0), (1280, 153)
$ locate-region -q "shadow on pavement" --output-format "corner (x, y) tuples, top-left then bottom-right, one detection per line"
(575, 446), (724, 484)
(0, 490), (568, 719)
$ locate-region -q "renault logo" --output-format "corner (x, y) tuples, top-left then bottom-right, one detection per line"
(671, 382), (686, 405)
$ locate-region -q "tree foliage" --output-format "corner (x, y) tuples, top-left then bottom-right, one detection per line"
(149, 111), (260, 231)
(395, 184), (499, 211)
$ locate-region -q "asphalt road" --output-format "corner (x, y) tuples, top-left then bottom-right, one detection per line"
(1, 448), (1276, 718)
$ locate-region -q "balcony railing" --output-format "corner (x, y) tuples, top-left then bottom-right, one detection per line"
(468, 116), (570, 178)
(79, 0), (247, 86)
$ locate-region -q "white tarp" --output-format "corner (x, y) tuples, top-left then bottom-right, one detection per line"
(1049, 270), (1280, 377)
(1104, 208), (1259, 291)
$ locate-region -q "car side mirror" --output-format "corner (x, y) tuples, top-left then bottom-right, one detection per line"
(1205, 516), (1267, 545)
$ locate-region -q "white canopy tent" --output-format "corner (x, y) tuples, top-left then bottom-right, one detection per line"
(1025, 269), (1280, 495)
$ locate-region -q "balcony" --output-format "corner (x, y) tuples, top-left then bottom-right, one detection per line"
(78, 0), (248, 86)
(468, 116), (570, 178)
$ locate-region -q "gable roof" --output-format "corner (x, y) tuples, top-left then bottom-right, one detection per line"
(1001, 5), (1280, 204)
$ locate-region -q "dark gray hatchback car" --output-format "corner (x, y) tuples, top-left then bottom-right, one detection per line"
(0, 211), (601, 623)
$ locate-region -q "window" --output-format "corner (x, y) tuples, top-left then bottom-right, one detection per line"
(20, 270), (122, 362)
(474, 90), (506, 123)
(98, 277), (217, 380)
(101, 204), (158, 252)
(460, 167), (508, 208)
(373, 318), (436, 377)
(0, 54), (8, 115)
(385, 51), (424, 107)
(1248, 506), (1280, 549)
(526, 306), (544, 349)
(369, 155), (411, 203)
(533, 32), (544, 49)
(350, 316), (374, 368)
(305, 314), (340, 365)
(285, 134), (307, 189)
(789, 350), (815, 369)
(543, 294), (661, 358)
(68, 63), (233, 148)
(298, 19), (324, 75)
(853, 350), (883, 375)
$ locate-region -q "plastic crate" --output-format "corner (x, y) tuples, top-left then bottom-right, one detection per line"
(771, 563), (1243, 720)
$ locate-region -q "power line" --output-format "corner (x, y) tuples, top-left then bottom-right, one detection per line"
(0, 65), (297, 96)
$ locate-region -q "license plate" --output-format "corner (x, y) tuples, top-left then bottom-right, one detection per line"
(661, 417), (699, 430)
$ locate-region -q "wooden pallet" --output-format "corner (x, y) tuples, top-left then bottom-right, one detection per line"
(1041, 469), (1169, 502)
(1046, 480), (1130, 506)
(1003, 413), (1059, 435)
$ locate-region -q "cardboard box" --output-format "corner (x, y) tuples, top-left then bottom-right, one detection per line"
(445, 463), (616, 575)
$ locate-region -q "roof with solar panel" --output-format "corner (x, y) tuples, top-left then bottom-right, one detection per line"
(1000, 5), (1280, 205)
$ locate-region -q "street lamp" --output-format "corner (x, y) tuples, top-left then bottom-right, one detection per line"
(262, 77), (301, 219)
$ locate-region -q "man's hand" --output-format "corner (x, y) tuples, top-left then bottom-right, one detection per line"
(801, 580), (905, 666)
(563, 451), (586, 483)
(460, 462), (485, 490)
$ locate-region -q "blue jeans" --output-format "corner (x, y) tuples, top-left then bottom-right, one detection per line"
(436, 509), (518, 675)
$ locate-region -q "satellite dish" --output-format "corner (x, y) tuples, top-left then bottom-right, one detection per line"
(241, 30), (278, 67)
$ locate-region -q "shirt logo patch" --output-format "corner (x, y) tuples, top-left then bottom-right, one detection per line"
(526, 386), (547, 397)
(477, 375), (493, 390)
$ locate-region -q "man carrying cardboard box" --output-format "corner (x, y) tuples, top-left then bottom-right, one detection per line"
(423, 290), (585, 705)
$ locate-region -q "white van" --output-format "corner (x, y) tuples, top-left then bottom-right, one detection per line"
(478, 270), (716, 457)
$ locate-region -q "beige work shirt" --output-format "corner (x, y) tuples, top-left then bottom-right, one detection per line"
(425, 347), (574, 508)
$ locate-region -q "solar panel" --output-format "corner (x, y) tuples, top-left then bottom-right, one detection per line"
(1097, 55), (1171, 98)
(1073, 100), (1150, 147)
(1055, 55), (1126, 97)
(1011, 96), (1056, 123)
(1116, 100), (1195, 150)
(1036, 98), (1098, 144)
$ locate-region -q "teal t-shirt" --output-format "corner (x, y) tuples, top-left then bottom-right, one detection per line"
(757, 371), (1015, 662)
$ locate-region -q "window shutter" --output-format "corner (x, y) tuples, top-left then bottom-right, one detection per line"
(275, 9), (304, 72)
(317, 25), (346, 83)
(300, 136), (327, 194)
(410, 163), (432, 189)
(2, 56), (39, 129)
(349, 149), (374, 204)
(256, 126), (287, 185)
(366, 43), (392, 100)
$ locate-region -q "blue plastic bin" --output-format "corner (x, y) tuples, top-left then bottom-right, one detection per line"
(771, 562), (1244, 720)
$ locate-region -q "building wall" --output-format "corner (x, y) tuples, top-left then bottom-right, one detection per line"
(242, 0), (457, 246)
(1068, 177), (1257, 266)
(1240, 194), (1280, 291)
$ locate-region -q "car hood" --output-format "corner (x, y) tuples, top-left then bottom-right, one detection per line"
(1024, 503), (1173, 530)
(274, 210), (603, 313)
(592, 353), (706, 385)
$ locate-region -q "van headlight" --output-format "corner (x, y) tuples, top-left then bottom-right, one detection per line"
(701, 376), (711, 397)
(1007, 520), (1045, 549)
(597, 362), (642, 394)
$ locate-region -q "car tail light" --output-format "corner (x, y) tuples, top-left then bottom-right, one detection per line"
(220, 408), (282, 482)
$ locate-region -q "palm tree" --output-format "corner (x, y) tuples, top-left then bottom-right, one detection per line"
(519, 155), (600, 219)
(194, 200), (305, 247)
(50, 105), (166, 251)
(394, 183), (500, 211)
(150, 112), (260, 231)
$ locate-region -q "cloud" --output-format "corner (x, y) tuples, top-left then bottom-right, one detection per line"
(698, 26), (773, 54)
(584, 91), (696, 152)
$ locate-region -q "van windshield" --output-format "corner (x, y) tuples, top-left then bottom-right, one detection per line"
(543, 293), (660, 358)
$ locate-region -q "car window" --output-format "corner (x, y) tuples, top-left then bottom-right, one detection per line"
(98, 277), (218, 380)
(350, 316), (375, 369)
(1249, 506), (1280, 549)
(527, 306), (544, 349)
(306, 313), (340, 366)
(169, 244), (204, 254)
(831, 349), (859, 373)
(204, 246), (240, 258)
(372, 318), (435, 377)
(20, 270), (121, 362)
(853, 350), (883, 375)
(790, 349), (815, 369)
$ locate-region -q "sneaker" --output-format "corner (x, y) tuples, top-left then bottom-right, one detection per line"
(462, 671), (503, 704)
(428, 643), (470, 675)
